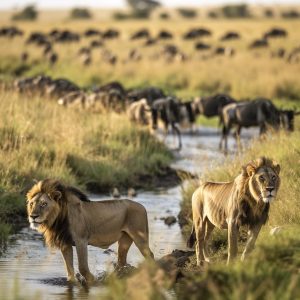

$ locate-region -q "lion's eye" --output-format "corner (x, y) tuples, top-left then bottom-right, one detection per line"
(259, 175), (264, 181)
(40, 202), (47, 207)
(272, 175), (276, 181)
(30, 202), (33, 208)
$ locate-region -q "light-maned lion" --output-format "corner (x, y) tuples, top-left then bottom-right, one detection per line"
(187, 157), (280, 265)
(26, 179), (154, 283)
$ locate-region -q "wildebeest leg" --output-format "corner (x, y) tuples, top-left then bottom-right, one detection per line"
(171, 123), (182, 150)
(227, 220), (239, 265)
(235, 126), (242, 152)
(241, 223), (262, 261)
(117, 232), (133, 267)
(75, 240), (95, 283)
(203, 218), (215, 263)
(61, 245), (75, 282)
(259, 123), (267, 135)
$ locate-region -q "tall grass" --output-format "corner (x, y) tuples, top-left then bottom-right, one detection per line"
(0, 91), (172, 245)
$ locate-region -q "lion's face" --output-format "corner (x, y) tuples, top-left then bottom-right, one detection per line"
(248, 164), (280, 204)
(27, 193), (60, 231)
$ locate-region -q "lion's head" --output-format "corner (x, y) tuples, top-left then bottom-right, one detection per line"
(241, 157), (281, 204)
(26, 179), (72, 248)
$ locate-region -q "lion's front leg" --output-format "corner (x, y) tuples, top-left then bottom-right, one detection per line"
(61, 245), (75, 282)
(74, 240), (95, 284)
(227, 219), (239, 265)
(241, 223), (262, 261)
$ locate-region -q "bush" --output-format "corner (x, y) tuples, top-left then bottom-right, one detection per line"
(274, 81), (300, 101)
(159, 12), (170, 19)
(11, 5), (38, 21)
(264, 8), (274, 18)
(69, 8), (92, 19)
(208, 10), (219, 18)
(177, 8), (197, 19)
(281, 10), (300, 19)
(222, 4), (251, 18)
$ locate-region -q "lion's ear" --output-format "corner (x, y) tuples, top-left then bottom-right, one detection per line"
(245, 163), (256, 177)
(51, 191), (62, 201)
(272, 162), (280, 175)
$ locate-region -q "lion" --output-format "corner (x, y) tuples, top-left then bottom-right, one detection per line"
(26, 179), (154, 283)
(187, 157), (280, 266)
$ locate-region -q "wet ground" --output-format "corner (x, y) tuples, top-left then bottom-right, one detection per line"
(0, 127), (258, 300)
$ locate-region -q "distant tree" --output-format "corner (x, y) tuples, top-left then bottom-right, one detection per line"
(70, 8), (92, 19)
(281, 10), (300, 19)
(208, 10), (219, 19)
(264, 8), (274, 18)
(222, 4), (251, 18)
(159, 12), (170, 20)
(126, 0), (161, 18)
(12, 5), (38, 21)
(177, 8), (197, 19)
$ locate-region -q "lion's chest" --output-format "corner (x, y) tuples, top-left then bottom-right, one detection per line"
(238, 201), (269, 227)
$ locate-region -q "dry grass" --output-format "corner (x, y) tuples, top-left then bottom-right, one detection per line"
(1, 18), (300, 100)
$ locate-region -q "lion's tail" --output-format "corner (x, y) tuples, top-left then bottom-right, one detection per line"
(187, 225), (196, 248)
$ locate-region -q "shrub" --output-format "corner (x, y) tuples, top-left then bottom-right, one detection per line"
(11, 5), (38, 21)
(177, 8), (197, 19)
(264, 8), (274, 18)
(221, 4), (251, 18)
(69, 8), (92, 20)
(281, 10), (300, 19)
(159, 12), (170, 19)
(274, 81), (300, 101)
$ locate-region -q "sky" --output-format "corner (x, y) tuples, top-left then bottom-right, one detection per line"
(1, 0), (300, 10)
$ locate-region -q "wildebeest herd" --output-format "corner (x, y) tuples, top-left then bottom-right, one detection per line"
(1, 24), (300, 66)
(12, 74), (300, 151)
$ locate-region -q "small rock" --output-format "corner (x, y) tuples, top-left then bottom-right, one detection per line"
(161, 216), (177, 226)
(103, 249), (114, 255)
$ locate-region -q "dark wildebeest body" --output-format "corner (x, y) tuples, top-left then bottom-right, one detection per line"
(127, 87), (165, 105)
(220, 99), (281, 150)
(280, 110), (300, 131)
(151, 97), (182, 150)
(193, 94), (236, 119)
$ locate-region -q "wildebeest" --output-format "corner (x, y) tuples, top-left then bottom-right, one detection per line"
(0, 26), (23, 38)
(150, 97), (182, 150)
(214, 47), (235, 56)
(127, 98), (151, 125)
(58, 91), (87, 109)
(130, 29), (150, 40)
(264, 27), (287, 39)
(102, 29), (119, 39)
(127, 87), (165, 104)
(156, 30), (173, 40)
(220, 31), (240, 41)
(249, 38), (269, 49)
(179, 101), (196, 131)
(192, 94), (236, 120)
(219, 99), (281, 151)
(84, 28), (101, 37)
(183, 28), (211, 40)
(279, 109), (300, 131)
(195, 42), (211, 51)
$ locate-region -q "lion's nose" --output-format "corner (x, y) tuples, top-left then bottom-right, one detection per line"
(30, 214), (38, 220)
(266, 187), (274, 192)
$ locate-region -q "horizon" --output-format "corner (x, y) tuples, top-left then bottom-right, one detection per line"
(1, 0), (300, 10)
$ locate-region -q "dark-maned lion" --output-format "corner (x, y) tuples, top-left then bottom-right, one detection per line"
(187, 157), (280, 265)
(26, 179), (154, 283)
